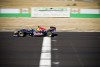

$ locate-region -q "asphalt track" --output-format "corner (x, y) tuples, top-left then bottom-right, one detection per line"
(0, 32), (100, 67)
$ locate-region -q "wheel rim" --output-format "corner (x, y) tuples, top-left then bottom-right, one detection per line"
(19, 32), (24, 36)
(47, 32), (52, 37)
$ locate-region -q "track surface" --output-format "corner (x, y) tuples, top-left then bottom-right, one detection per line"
(0, 32), (100, 67)
(52, 32), (100, 67)
(0, 32), (43, 67)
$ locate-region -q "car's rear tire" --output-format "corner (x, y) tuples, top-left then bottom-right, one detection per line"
(47, 31), (52, 37)
(18, 31), (25, 37)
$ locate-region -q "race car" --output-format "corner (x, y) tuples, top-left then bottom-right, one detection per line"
(13, 26), (56, 37)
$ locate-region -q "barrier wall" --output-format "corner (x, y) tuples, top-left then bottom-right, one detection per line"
(0, 14), (100, 18)
(0, 13), (100, 18)
(71, 14), (100, 18)
(0, 8), (100, 18)
(0, 14), (31, 17)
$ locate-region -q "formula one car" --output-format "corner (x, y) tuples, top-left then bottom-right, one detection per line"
(13, 26), (56, 37)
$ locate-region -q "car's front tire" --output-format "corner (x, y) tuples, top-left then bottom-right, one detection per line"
(18, 31), (25, 37)
(47, 31), (52, 37)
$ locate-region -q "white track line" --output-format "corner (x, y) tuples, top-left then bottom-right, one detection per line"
(39, 37), (51, 67)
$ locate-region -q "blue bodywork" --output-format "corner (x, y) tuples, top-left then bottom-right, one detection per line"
(13, 27), (56, 37)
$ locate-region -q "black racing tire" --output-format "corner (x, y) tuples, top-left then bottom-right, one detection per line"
(18, 31), (25, 37)
(47, 31), (52, 37)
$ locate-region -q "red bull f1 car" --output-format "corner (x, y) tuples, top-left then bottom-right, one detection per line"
(13, 26), (56, 37)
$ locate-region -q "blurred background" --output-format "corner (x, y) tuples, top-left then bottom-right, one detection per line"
(0, 0), (100, 32)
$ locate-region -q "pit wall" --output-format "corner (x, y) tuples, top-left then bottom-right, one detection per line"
(0, 18), (100, 32)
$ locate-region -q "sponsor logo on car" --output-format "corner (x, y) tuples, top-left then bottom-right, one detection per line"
(34, 32), (43, 35)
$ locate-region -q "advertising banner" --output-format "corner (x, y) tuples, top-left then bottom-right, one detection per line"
(0, 8), (20, 13)
(80, 9), (100, 14)
(22, 8), (29, 13)
(31, 7), (70, 17)
(71, 8), (79, 14)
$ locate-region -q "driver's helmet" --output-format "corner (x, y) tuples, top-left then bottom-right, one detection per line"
(36, 26), (41, 32)
(38, 26), (40, 28)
